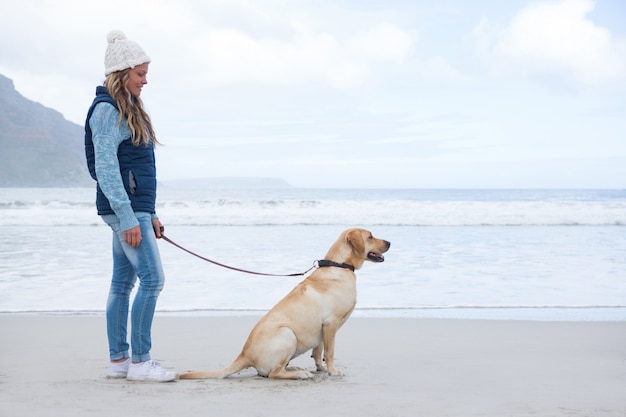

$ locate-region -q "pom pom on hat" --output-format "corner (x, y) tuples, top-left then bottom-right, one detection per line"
(104, 30), (151, 76)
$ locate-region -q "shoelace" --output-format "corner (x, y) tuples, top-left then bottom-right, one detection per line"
(146, 361), (169, 374)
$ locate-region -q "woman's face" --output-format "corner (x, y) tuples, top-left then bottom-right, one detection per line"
(126, 63), (149, 97)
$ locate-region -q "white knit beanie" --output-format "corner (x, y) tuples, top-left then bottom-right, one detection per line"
(104, 30), (151, 76)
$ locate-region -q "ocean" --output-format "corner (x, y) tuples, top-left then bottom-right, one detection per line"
(1, 187), (625, 321)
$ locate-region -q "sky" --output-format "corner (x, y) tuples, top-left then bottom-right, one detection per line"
(1, 0), (625, 188)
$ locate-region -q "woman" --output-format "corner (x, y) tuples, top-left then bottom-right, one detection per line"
(84, 30), (177, 382)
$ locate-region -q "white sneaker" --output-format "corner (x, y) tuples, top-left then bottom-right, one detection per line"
(107, 358), (130, 379)
(127, 360), (178, 382)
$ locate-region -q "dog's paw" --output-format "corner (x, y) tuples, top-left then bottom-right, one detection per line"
(328, 368), (344, 377)
(297, 370), (315, 379)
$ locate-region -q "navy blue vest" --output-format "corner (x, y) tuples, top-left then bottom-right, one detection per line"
(84, 86), (157, 215)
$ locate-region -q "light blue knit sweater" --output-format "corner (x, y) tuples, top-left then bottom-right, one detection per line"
(89, 103), (158, 231)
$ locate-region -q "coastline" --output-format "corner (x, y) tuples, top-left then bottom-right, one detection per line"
(2, 305), (626, 321)
(1, 315), (624, 417)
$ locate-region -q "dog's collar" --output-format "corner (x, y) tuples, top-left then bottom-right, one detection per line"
(316, 260), (355, 271)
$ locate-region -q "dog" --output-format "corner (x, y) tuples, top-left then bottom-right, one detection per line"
(179, 228), (390, 380)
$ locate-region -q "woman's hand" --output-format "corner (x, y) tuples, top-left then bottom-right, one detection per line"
(152, 218), (163, 239)
(123, 226), (142, 248)
(123, 218), (162, 247)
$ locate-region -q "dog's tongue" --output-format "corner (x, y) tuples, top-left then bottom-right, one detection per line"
(368, 252), (385, 262)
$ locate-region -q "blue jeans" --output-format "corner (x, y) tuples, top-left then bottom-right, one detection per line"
(103, 212), (165, 363)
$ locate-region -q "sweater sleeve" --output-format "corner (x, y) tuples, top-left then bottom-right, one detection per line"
(89, 103), (139, 231)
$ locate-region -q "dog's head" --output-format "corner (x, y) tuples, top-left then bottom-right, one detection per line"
(327, 228), (391, 270)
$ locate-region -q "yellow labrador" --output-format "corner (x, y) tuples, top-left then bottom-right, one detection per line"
(179, 228), (390, 380)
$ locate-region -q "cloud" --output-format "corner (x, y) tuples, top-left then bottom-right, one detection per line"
(1, 1), (625, 188)
(476, 0), (626, 85)
(415, 56), (472, 84)
(188, 22), (414, 88)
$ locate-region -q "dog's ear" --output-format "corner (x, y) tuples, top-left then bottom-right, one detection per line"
(347, 229), (365, 255)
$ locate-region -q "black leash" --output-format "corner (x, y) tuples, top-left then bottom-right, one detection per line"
(160, 233), (319, 277)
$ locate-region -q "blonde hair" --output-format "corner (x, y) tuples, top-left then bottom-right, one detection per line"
(104, 69), (159, 146)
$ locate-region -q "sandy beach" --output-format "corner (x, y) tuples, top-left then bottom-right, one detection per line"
(0, 315), (624, 417)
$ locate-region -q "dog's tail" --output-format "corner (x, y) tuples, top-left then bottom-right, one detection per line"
(179, 354), (252, 379)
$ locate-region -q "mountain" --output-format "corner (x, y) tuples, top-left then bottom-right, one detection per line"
(0, 73), (92, 187)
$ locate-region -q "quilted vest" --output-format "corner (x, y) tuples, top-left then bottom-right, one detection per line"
(84, 86), (156, 215)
